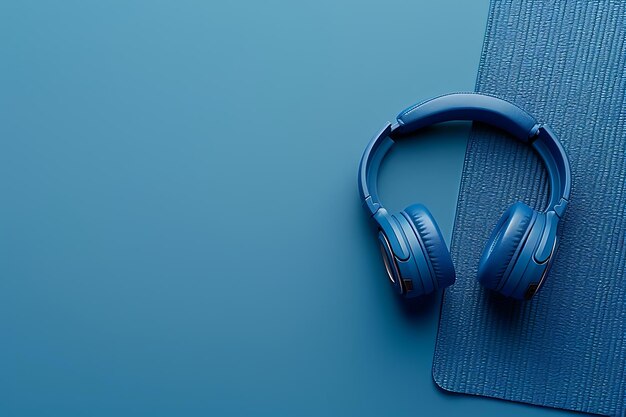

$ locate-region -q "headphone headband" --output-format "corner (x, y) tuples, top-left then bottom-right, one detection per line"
(358, 93), (571, 217)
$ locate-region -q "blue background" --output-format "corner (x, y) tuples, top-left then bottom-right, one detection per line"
(1, 1), (570, 415)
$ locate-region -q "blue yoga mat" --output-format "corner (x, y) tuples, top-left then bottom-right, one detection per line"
(433, 1), (626, 415)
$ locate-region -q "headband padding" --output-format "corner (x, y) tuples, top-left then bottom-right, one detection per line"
(394, 93), (538, 140)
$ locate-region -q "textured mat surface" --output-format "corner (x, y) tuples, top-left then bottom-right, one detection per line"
(433, 1), (626, 416)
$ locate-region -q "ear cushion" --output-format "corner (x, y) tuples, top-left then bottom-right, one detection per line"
(477, 202), (534, 290)
(402, 204), (455, 289)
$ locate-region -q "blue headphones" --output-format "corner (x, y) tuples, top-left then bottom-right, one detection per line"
(358, 93), (571, 300)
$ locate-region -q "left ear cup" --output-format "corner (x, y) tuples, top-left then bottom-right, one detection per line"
(477, 202), (534, 291)
(401, 204), (456, 290)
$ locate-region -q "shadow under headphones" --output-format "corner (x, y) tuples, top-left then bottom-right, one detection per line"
(358, 93), (571, 300)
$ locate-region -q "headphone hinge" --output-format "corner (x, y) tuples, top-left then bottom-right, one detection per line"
(363, 195), (381, 216)
(528, 123), (542, 143)
(553, 198), (569, 219)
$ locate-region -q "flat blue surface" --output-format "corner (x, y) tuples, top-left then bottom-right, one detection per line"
(1, 1), (568, 415)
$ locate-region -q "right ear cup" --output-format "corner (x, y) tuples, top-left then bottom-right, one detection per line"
(401, 204), (456, 290)
(477, 202), (534, 291)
